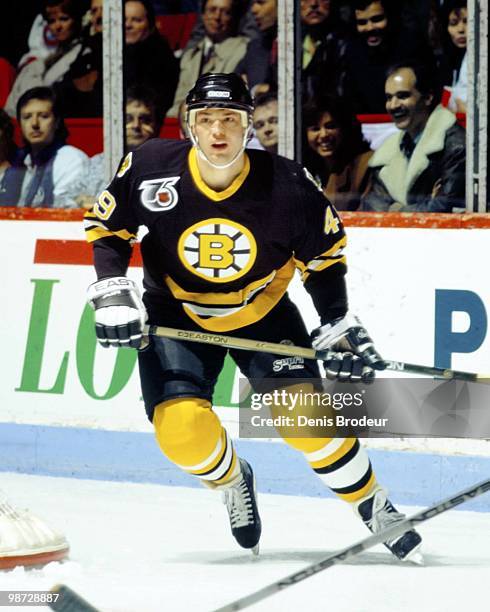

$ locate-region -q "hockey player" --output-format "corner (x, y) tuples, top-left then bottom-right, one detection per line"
(84, 73), (421, 560)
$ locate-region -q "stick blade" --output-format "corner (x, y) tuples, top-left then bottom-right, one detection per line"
(49, 584), (100, 612)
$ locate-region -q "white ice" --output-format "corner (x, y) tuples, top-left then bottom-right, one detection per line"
(1, 472), (489, 612)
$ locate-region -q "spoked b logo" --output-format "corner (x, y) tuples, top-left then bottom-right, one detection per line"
(178, 218), (257, 283)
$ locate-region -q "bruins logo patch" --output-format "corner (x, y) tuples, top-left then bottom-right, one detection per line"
(178, 218), (257, 283)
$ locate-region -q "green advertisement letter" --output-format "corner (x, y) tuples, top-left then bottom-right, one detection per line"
(16, 279), (69, 394)
(213, 354), (238, 408)
(76, 304), (137, 399)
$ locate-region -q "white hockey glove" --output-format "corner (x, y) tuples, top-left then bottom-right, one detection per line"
(87, 277), (147, 349)
(311, 313), (386, 383)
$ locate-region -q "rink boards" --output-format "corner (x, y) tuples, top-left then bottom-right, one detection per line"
(1, 216), (489, 509)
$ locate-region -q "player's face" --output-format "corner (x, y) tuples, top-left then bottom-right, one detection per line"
(90, 0), (103, 34)
(306, 111), (342, 159)
(203, 0), (234, 42)
(447, 8), (467, 49)
(250, 0), (277, 32)
(385, 68), (432, 135)
(301, 0), (331, 27)
(355, 1), (388, 47)
(125, 100), (157, 150)
(125, 1), (151, 44)
(20, 99), (57, 150)
(193, 108), (245, 165)
(253, 100), (278, 153)
(45, 5), (76, 43)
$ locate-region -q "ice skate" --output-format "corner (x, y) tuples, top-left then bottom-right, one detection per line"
(222, 459), (262, 555)
(356, 487), (422, 562)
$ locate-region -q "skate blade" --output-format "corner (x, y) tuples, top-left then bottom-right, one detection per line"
(401, 542), (424, 565)
(405, 551), (424, 565)
(252, 544), (260, 556)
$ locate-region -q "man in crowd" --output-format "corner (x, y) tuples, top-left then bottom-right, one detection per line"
(84, 72), (421, 561)
(168, 0), (249, 117)
(343, 0), (429, 113)
(301, 0), (348, 100)
(252, 91), (278, 153)
(3, 86), (87, 207)
(238, 0), (278, 93)
(362, 62), (466, 212)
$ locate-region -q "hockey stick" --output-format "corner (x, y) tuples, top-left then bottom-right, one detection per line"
(48, 584), (100, 612)
(145, 325), (489, 383)
(212, 478), (490, 612)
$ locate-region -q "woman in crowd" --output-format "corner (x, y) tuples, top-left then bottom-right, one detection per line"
(53, 0), (104, 118)
(124, 0), (179, 120)
(440, 0), (467, 112)
(5, 0), (86, 117)
(303, 95), (372, 211)
(3, 87), (87, 208)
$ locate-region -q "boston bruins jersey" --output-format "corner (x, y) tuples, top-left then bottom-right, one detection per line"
(84, 139), (348, 332)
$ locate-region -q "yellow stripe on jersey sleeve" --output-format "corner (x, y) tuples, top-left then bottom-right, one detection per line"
(85, 225), (137, 243)
(295, 236), (347, 282)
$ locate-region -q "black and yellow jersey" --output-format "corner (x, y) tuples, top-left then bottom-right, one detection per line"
(84, 139), (348, 332)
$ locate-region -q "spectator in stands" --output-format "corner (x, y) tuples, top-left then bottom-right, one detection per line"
(5, 87), (87, 208)
(124, 0), (179, 120)
(74, 85), (162, 208)
(440, 0), (467, 113)
(90, 0), (103, 35)
(342, 0), (431, 113)
(238, 0), (277, 94)
(252, 91), (278, 153)
(53, 0), (104, 117)
(125, 86), (163, 150)
(301, 0), (348, 100)
(168, 0), (249, 117)
(5, 0), (86, 117)
(185, 0), (259, 53)
(303, 95), (372, 210)
(362, 62), (466, 212)
(0, 110), (19, 206)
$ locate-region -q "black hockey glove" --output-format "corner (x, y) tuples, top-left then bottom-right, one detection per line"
(311, 313), (386, 383)
(322, 350), (375, 383)
(87, 277), (147, 349)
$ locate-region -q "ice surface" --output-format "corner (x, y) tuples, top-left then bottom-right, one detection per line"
(1, 472), (489, 612)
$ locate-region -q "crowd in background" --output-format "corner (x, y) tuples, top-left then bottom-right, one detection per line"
(0, 0), (468, 211)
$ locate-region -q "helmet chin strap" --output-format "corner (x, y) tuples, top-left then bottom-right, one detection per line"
(191, 128), (251, 169)
(188, 109), (252, 170)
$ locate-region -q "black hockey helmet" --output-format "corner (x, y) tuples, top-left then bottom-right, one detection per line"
(186, 73), (254, 114)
